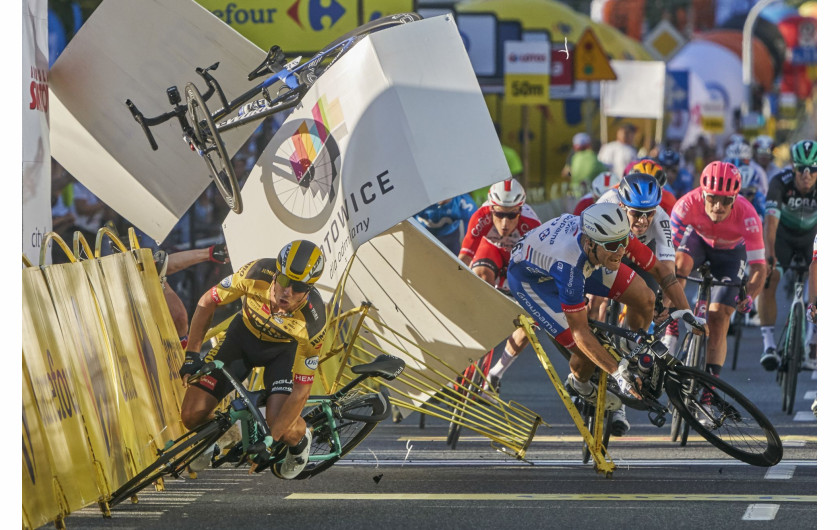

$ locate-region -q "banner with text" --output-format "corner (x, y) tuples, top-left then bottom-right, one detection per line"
(504, 40), (550, 104)
(223, 15), (509, 293)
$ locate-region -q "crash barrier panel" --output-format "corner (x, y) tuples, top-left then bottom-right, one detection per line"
(22, 229), (187, 529)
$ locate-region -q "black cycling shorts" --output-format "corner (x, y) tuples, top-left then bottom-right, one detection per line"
(774, 226), (815, 271)
(194, 313), (297, 401)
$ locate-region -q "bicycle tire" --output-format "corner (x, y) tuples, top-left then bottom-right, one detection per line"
(669, 333), (692, 442)
(295, 392), (388, 479)
(108, 418), (228, 507)
(184, 82), (242, 214)
(730, 311), (745, 370)
(299, 13), (422, 87)
(581, 400), (612, 465)
(680, 333), (707, 446)
(664, 365), (782, 466)
(782, 304), (804, 415)
(446, 365), (483, 450)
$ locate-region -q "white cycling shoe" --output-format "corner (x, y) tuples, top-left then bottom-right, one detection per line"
(565, 373), (622, 411)
(275, 428), (312, 480)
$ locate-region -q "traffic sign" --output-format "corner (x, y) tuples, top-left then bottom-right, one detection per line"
(574, 28), (616, 82)
(666, 70), (689, 111)
(504, 40), (550, 104)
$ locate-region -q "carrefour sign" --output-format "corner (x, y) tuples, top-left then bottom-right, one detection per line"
(198, 0), (414, 53)
(504, 40), (549, 104)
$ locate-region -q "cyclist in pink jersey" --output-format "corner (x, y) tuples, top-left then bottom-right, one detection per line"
(668, 162), (767, 385)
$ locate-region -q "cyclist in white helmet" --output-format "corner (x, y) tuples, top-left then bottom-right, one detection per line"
(752, 135), (782, 179)
(725, 141), (769, 196)
(573, 171), (619, 216)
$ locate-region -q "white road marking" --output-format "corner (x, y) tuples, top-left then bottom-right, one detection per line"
(335, 458), (817, 467)
(794, 411), (817, 422)
(804, 390), (816, 399)
(782, 440), (807, 448)
(811, 371), (817, 380)
(742, 503), (779, 520)
(764, 465), (795, 480)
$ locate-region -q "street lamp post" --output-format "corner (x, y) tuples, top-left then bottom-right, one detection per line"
(742, 0), (780, 119)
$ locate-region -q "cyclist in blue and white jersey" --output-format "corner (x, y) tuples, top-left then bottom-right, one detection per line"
(752, 135), (783, 180)
(505, 203), (704, 413)
(725, 141), (769, 196)
(414, 194), (477, 255)
(729, 159), (766, 220)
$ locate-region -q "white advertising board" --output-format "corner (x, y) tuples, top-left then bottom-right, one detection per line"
(223, 15), (510, 293)
(336, 219), (523, 407)
(49, 0), (264, 242)
(601, 60), (666, 119)
(23, 0), (51, 264)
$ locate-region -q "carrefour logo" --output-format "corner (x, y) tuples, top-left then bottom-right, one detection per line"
(288, 0), (347, 30)
(210, 1), (347, 30)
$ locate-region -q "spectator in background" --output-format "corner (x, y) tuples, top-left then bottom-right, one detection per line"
(50, 159), (75, 262)
(414, 194), (477, 255)
(72, 180), (116, 243)
(598, 123), (638, 174)
(564, 132), (609, 198)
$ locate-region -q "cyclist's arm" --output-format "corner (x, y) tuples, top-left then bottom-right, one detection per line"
(649, 259), (691, 311)
(566, 307), (620, 374)
(184, 288), (219, 353)
(744, 262), (767, 300)
(166, 245), (228, 275)
(458, 208), (485, 265)
(763, 214), (779, 267)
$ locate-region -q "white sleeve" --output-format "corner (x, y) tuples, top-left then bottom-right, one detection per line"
(653, 207), (676, 262)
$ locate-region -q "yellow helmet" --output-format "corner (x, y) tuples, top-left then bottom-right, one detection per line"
(276, 240), (324, 285)
(630, 159), (666, 187)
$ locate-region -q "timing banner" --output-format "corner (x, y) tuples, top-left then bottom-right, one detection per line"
(224, 14), (509, 293)
(333, 219), (523, 406)
(22, 269), (103, 521)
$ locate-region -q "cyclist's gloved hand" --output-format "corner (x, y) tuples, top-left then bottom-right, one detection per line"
(611, 359), (642, 399)
(209, 244), (229, 264)
(807, 303), (817, 324)
(670, 309), (707, 333)
(734, 294), (753, 314)
(180, 351), (205, 380)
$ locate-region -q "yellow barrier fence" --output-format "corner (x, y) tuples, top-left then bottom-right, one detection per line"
(22, 232), (187, 529)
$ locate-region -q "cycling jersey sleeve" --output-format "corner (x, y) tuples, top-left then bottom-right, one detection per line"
(652, 208), (676, 262)
(459, 207), (490, 258)
(764, 173), (784, 219)
(669, 194), (692, 248)
(625, 236), (656, 271)
(209, 260), (255, 305)
(737, 198), (765, 264)
(550, 261), (587, 311)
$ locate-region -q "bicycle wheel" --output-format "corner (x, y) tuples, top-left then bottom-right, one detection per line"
(299, 13), (422, 86)
(669, 334), (690, 442)
(680, 333), (707, 446)
(664, 366), (782, 466)
(581, 400), (612, 465)
(730, 311), (745, 370)
(184, 82), (242, 214)
(108, 418), (228, 507)
(295, 392), (388, 480)
(446, 365), (482, 450)
(781, 304), (804, 415)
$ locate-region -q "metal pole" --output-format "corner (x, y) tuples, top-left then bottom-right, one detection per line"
(742, 0), (780, 117)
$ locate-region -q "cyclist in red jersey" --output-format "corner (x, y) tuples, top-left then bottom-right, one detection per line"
(668, 162), (767, 388)
(573, 171), (619, 216)
(459, 179), (541, 291)
(625, 159), (677, 214)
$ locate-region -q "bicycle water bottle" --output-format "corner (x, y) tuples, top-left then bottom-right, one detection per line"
(637, 353), (654, 376)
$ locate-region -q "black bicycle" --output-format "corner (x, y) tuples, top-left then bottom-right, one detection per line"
(106, 354), (404, 508)
(125, 13), (422, 213)
(775, 253), (811, 415)
(570, 315), (782, 467)
(671, 261), (745, 446)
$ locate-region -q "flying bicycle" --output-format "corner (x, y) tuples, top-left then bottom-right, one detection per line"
(125, 13), (422, 214)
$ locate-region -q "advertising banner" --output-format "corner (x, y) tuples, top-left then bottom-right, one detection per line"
(223, 15), (508, 293)
(23, 0), (51, 264)
(601, 60), (666, 119)
(504, 40), (550, 104)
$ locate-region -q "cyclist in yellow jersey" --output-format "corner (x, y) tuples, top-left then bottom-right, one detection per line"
(178, 240), (327, 479)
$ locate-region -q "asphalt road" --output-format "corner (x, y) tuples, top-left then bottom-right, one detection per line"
(61, 276), (818, 529)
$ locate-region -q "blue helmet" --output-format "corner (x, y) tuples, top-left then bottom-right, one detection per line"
(657, 148), (680, 168)
(617, 172), (662, 209)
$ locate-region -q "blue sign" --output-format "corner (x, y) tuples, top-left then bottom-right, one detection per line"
(666, 70), (689, 112)
(791, 46), (817, 66)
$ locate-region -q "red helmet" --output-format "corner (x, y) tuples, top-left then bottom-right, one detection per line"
(700, 161), (741, 197)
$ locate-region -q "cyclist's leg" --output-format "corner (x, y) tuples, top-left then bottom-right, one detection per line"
(180, 314), (251, 429)
(758, 235), (787, 352)
(669, 229), (703, 351)
(706, 246), (745, 371)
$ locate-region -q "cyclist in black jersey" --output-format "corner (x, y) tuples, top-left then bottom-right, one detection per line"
(758, 140), (817, 370)
(178, 240), (328, 479)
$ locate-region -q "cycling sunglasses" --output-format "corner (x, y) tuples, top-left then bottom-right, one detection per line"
(593, 236), (629, 252)
(492, 209), (521, 220)
(703, 192), (735, 206)
(625, 207), (656, 220)
(274, 273), (311, 293)
(795, 164), (817, 173)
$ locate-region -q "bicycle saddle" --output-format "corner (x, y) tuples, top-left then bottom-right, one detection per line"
(351, 354), (405, 381)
